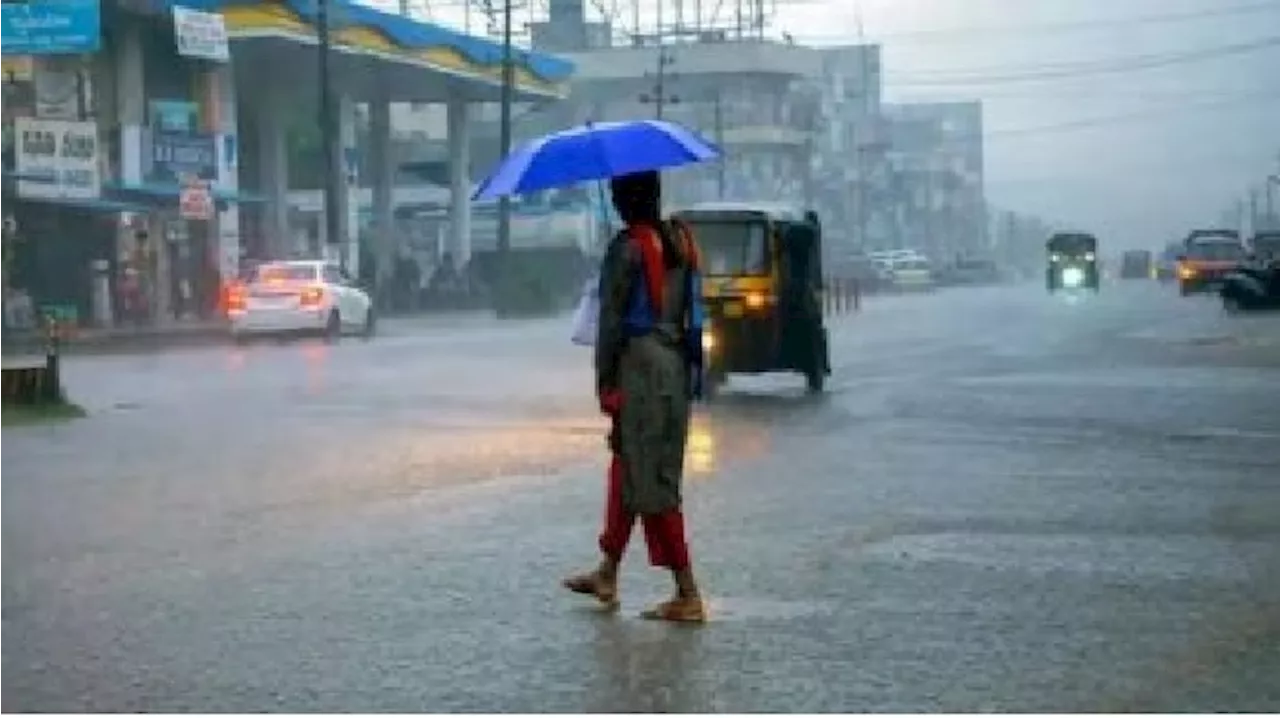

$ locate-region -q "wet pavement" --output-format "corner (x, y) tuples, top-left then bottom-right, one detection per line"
(4, 282), (1279, 712)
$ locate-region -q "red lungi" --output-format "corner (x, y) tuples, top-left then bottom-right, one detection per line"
(597, 454), (691, 569)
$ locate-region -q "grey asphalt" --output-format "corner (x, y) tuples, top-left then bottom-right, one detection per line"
(4, 282), (1279, 712)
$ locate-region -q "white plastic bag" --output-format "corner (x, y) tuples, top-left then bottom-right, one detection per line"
(570, 275), (600, 347)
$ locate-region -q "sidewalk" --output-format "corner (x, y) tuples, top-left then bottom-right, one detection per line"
(2, 320), (227, 356)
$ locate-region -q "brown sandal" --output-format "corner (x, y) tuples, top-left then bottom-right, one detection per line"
(562, 571), (619, 608)
(640, 596), (707, 623)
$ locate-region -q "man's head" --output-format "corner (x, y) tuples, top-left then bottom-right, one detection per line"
(609, 170), (661, 225)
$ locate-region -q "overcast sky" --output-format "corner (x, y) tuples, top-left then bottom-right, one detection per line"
(384, 0), (1280, 251)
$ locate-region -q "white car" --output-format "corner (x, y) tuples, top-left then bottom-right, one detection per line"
(228, 260), (375, 341)
(889, 257), (935, 291)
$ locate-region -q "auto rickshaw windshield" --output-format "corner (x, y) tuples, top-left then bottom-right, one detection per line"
(688, 221), (771, 276)
(1047, 234), (1097, 256)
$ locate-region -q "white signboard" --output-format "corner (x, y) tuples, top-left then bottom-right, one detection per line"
(173, 6), (229, 62)
(14, 118), (100, 200)
(179, 179), (215, 221)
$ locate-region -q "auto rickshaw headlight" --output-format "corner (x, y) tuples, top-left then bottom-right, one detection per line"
(1061, 267), (1085, 288)
(1050, 253), (1062, 262)
(1084, 252), (1096, 261)
(702, 329), (715, 352)
(745, 292), (766, 309)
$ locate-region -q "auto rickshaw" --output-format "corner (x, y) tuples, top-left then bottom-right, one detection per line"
(1046, 232), (1100, 293)
(672, 202), (831, 397)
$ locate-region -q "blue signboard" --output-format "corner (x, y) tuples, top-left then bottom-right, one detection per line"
(1, 0), (101, 55)
(149, 131), (217, 184)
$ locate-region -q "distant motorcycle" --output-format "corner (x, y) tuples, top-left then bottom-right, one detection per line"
(1219, 259), (1280, 313)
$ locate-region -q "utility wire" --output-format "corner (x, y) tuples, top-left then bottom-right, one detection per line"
(794, 1), (1280, 45)
(889, 36), (1280, 86)
(985, 95), (1280, 139)
(893, 95), (1280, 145)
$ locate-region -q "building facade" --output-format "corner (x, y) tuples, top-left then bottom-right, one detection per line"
(882, 101), (987, 261)
(807, 43), (891, 256)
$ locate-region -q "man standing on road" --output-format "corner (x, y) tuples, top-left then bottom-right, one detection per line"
(562, 170), (707, 623)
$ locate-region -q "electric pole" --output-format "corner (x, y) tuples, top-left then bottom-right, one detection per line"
(712, 91), (725, 198)
(496, 0), (514, 304)
(317, 0), (344, 269)
(639, 47), (678, 119)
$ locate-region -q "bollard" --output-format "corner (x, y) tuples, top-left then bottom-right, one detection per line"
(852, 278), (861, 312)
(43, 319), (64, 404)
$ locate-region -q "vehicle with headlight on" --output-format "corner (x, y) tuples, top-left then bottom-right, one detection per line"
(227, 260), (375, 342)
(673, 202), (830, 397)
(1046, 232), (1100, 293)
(1176, 229), (1246, 296)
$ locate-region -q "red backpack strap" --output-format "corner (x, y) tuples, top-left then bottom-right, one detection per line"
(627, 223), (666, 314)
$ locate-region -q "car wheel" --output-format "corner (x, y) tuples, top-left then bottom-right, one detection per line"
(362, 309), (376, 339)
(324, 310), (341, 342)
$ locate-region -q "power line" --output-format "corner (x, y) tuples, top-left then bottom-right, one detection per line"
(892, 88), (1280, 101)
(984, 95), (1280, 139)
(890, 95), (1280, 146)
(793, 1), (1280, 45)
(890, 36), (1280, 86)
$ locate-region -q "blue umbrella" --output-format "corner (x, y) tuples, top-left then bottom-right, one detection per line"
(473, 119), (721, 201)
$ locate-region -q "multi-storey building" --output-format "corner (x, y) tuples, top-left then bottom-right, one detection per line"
(882, 101), (986, 260)
(808, 43), (889, 255)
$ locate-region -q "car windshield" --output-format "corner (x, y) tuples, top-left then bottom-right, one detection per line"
(687, 221), (770, 276)
(253, 264), (318, 283)
(1187, 241), (1245, 261)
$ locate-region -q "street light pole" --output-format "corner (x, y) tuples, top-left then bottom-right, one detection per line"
(317, 0), (343, 268)
(713, 91), (725, 198)
(640, 48), (678, 120)
(496, 0), (514, 271)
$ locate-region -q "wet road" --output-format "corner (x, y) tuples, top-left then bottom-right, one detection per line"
(5, 282), (1280, 712)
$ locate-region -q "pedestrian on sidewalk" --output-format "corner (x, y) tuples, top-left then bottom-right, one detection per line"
(562, 170), (707, 623)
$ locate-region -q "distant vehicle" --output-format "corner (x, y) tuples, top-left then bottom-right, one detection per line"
(942, 257), (1002, 286)
(1119, 250), (1153, 279)
(887, 256), (935, 292)
(228, 260), (375, 342)
(1155, 241), (1181, 282)
(828, 252), (886, 293)
(1177, 229), (1246, 296)
(1250, 231), (1280, 262)
(1046, 232), (1100, 293)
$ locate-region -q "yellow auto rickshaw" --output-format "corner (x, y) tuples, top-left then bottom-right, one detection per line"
(673, 202), (831, 397)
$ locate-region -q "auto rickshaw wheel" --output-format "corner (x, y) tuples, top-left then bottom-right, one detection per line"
(805, 368), (825, 393)
(702, 367), (725, 401)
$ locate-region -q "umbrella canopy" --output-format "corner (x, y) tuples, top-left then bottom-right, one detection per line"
(473, 119), (721, 202)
